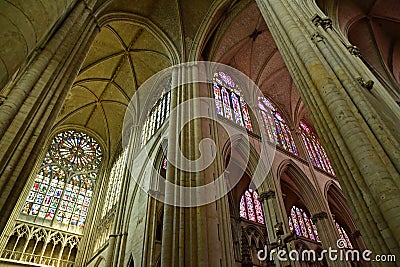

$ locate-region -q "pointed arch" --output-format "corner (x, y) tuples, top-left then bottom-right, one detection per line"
(277, 159), (326, 215)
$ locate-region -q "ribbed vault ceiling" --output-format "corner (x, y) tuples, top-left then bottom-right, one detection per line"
(55, 21), (171, 156)
(211, 2), (309, 125)
(338, 0), (400, 87)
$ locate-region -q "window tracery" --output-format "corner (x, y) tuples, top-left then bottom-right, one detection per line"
(239, 189), (265, 224)
(101, 149), (128, 218)
(213, 72), (253, 131)
(258, 97), (298, 154)
(299, 121), (335, 175)
(21, 130), (102, 229)
(288, 206), (320, 242)
(1, 222), (80, 266)
(141, 87), (171, 146)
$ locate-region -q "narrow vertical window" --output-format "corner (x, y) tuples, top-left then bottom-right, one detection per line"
(258, 97), (297, 155)
(141, 87), (171, 147)
(334, 221), (353, 249)
(212, 72), (253, 131)
(299, 121), (335, 175)
(101, 149), (128, 218)
(239, 189), (265, 224)
(288, 206), (319, 242)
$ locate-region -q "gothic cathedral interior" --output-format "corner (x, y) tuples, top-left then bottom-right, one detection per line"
(0, 0), (399, 266)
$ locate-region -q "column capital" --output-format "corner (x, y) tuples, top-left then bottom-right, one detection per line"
(311, 32), (324, 44)
(0, 95), (6, 106)
(311, 211), (328, 223)
(312, 14), (332, 30)
(259, 190), (275, 202)
(347, 45), (361, 57)
(356, 77), (374, 91)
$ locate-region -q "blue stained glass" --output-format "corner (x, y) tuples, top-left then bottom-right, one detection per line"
(239, 189), (265, 225)
(299, 121), (335, 175)
(259, 97), (297, 154)
(213, 84), (223, 115)
(22, 130), (102, 229)
(212, 72), (253, 131)
(231, 92), (244, 126)
(221, 87), (233, 120)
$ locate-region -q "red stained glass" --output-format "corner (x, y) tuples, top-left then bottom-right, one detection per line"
(231, 92), (244, 126)
(299, 121), (335, 175)
(22, 131), (102, 229)
(212, 72), (253, 131)
(240, 196), (247, 219)
(259, 97), (297, 154)
(289, 206), (320, 242)
(239, 189), (265, 225)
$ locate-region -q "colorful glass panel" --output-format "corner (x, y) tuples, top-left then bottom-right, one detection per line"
(335, 221), (353, 249)
(289, 206), (320, 242)
(299, 121), (335, 175)
(212, 72), (253, 131)
(239, 189), (265, 224)
(252, 190), (265, 224)
(259, 97), (298, 155)
(239, 196), (247, 219)
(231, 92), (244, 126)
(22, 131), (102, 229)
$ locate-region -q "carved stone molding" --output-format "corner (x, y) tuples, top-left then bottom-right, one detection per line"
(356, 77), (374, 91)
(311, 211), (328, 224)
(259, 190), (275, 202)
(311, 32), (324, 44)
(347, 45), (361, 57)
(0, 95), (6, 106)
(312, 15), (332, 30)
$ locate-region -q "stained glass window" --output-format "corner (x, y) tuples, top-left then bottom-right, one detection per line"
(101, 149), (128, 218)
(288, 206), (320, 242)
(239, 189), (265, 224)
(141, 85), (171, 147)
(299, 121), (335, 175)
(213, 72), (253, 131)
(334, 221), (353, 249)
(258, 97), (298, 155)
(22, 130), (102, 229)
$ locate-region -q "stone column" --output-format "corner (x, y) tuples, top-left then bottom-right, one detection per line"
(256, 0), (400, 261)
(0, 0), (100, 233)
(0, 0), (78, 89)
(160, 65), (221, 266)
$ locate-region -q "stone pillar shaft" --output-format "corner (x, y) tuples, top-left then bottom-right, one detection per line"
(256, 0), (400, 260)
(0, 0), (99, 233)
(160, 66), (218, 266)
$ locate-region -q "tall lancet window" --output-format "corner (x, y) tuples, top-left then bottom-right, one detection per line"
(21, 130), (102, 228)
(288, 206), (320, 242)
(141, 83), (171, 147)
(213, 72), (253, 131)
(239, 189), (265, 224)
(299, 121), (335, 175)
(258, 97), (298, 155)
(101, 149), (128, 218)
